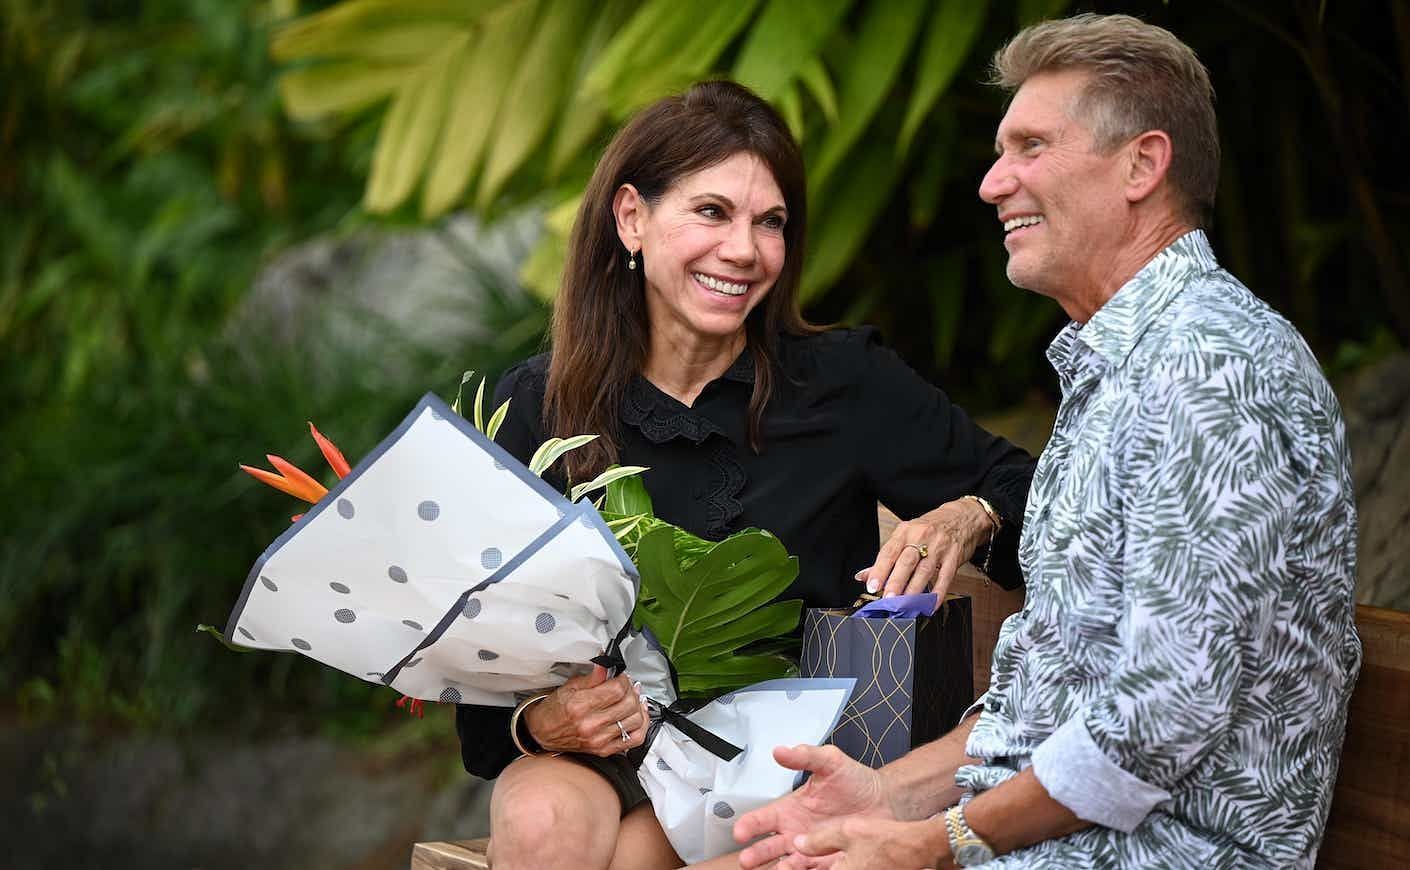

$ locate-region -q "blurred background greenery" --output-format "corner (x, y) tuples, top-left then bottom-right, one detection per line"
(3, 0), (1406, 742)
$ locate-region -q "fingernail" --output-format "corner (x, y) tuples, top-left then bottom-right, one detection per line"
(854, 569), (867, 581)
(866, 579), (878, 593)
(633, 680), (642, 694)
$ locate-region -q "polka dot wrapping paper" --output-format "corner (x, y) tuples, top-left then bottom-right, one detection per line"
(224, 393), (673, 706)
(636, 677), (855, 864)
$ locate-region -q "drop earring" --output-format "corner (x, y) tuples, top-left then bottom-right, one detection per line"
(627, 249), (638, 270)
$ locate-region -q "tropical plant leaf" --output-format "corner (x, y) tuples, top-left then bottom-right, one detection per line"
(802, 142), (903, 298)
(631, 526), (800, 698)
(809, 0), (928, 192)
(452, 369), (475, 416)
(278, 62), (408, 120)
(730, 0), (852, 101)
(485, 397), (512, 440)
(569, 464), (650, 503)
(472, 375), (487, 432)
(897, 0), (989, 156)
(196, 624), (256, 653)
(363, 31), (467, 213)
(604, 472), (654, 516)
(527, 433), (598, 476)
(797, 57), (839, 124)
(476, 0), (589, 208)
(420, 0), (540, 218)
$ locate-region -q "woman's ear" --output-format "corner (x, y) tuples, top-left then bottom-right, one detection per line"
(1125, 130), (1174, 205)
(612, 183), (646, 253)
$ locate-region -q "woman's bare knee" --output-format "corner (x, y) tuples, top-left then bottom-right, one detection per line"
(490, 756), (622, 869)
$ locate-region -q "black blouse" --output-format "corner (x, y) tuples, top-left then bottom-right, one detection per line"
(455, 327), (1035, 779)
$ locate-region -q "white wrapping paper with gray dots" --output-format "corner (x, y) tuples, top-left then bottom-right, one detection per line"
(638, 678), (855, 864)
(225, 392), (674, 707)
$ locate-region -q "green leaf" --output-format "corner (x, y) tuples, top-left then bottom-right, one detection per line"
(588, 0), (761, 113)
(569, 464), (650, 503)
(527, 433), (598, 476)
(777, 83), (805, 143)
(485, 397), (512, 440)
(582, 0), (684, 104)
(928, 252), (965, 367)
(477, 0), (590, 208)
(472, 376), (488, 432)
(421, 0), (540, 218)
(802, 143), (903, 299)
(546, 0), (635, 175)
(452, 369), (475, 416)
(605, 473), (654, 516)
(797, 57), (839, 124)
(632, 527), (802, 698)
(364, 31), (468, 213)
(809, 0), (928, 192)
(196, 624), (256, 653)
(270, 0), (499, 62)
(897, 0), (989, 157)
(278, 62), (408, 120)
(730, 0), (852, 101)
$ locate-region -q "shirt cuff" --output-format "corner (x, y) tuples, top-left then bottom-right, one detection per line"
(1030, 715), (1171, 833)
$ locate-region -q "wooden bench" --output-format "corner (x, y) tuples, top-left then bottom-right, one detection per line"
(411, 511), (1410, 868)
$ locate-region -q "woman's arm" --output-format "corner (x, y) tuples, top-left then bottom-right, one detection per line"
(851, 330), (1036, 591)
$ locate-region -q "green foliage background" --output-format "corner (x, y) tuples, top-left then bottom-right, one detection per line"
(2, 0), (1406, 735)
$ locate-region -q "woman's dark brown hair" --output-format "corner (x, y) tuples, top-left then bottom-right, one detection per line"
(546, 80), (817, 483)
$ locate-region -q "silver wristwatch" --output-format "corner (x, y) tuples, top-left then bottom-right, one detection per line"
(943, 804), (996, 866)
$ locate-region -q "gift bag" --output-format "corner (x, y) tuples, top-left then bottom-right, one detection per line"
(800, 593), (973, 767)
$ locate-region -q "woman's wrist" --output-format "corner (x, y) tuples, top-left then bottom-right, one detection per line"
(510, 691), (553, 755)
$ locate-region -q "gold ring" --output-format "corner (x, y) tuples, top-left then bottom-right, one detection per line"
(905, 543), (929, 559)
(616, 720), (630, 742)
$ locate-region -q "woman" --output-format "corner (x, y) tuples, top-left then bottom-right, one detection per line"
(456, 81), (1034, 869)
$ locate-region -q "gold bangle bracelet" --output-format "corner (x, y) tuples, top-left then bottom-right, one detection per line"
(962, 495), (1001, 578)
(509, 691), (554, 757)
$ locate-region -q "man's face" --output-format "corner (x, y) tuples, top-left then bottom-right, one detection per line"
(979, 69), (1131, 306)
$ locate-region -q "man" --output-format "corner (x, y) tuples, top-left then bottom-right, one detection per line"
(734, 14), (1361, 869)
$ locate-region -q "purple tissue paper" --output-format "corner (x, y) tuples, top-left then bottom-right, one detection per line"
(851, 592), (939, 618)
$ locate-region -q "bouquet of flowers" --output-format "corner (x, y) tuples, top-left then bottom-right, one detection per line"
(208, 375), (854, 862)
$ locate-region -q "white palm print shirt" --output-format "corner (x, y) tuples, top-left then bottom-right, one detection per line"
(955, 231), (1361, 869)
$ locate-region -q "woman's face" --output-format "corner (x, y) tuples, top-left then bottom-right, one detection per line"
(625, 152), (788, 346)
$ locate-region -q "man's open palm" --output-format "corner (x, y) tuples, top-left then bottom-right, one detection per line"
(734, 744), (893, 869)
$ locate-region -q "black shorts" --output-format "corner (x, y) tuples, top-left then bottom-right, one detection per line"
(564, 746), (650, 815)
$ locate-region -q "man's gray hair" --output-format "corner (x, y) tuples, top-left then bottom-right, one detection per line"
(990, 14), (1219, 227)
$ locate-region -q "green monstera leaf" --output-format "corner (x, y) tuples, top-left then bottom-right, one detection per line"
(631, 525), (802, 698)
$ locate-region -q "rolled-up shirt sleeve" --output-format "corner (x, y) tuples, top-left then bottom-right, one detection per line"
(1031, 356), (1303, 830)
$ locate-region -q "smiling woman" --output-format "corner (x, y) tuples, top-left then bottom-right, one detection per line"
(453, 81), (1037, 870)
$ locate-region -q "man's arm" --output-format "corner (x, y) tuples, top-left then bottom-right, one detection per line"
(877, 711), (982, 820)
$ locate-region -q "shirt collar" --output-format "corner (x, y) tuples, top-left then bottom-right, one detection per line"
(1074, 229), (1218, 370)
(721, 348), (756, 384)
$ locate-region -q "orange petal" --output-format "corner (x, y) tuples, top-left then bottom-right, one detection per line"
(266, 454), (328, 503)
(308, 422), (351, 478)
(240, 464), (313, 501)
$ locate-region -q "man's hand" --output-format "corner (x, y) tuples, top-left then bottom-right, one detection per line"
(859, 499), (993, 599)
(734, 744), (893, 869)
(792, 816), (955, 870)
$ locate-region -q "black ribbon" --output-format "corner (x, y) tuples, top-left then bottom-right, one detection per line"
(593, 625), (743, 762)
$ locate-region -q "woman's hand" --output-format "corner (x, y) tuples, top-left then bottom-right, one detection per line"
(858, 499), (995, 599)
(523, 664), (650, 756)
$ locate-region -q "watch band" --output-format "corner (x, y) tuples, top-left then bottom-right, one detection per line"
(944, 804), (997, 866)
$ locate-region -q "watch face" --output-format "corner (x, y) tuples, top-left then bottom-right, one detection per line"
(955, 842), (996, 866)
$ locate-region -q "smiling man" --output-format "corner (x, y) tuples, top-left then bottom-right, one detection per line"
(734, 14), (1361, 869)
